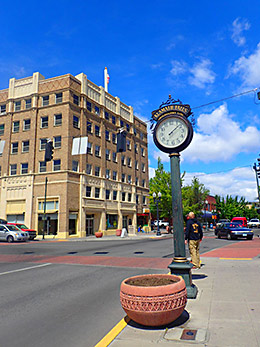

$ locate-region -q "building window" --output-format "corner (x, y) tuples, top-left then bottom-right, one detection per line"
(126, 123), (130, 132)
(135, 177), (139, 185)
(0, 124), (4, 135)
(95, 125), (100, 136)
(40, 138), (47, 150)
(134, 128), (137, 136)
(105, 111), (109, 120)
(54, 136), (61, 148)
(106, 189), (110, 200)
(73, 115), (79, 129)
(140, 132), (144, 140)
(135, 144), (138, 153)
(95, 145), (101, 157)
(25, 98), (32, 109)
(105, 130), (110, 141)
(87, 121), (92, 133)
(72, 160), (79, 172)
(73, 94), (79, 106)
(21, 163), (28, 174)
(23, 119), (31, 131)
(143, 196), (146, 204)
(112, 171), (117, 180)
(136, 195), (139, 204)
(141, 147), (145, 157)
(127, 140), (131, 150)
(128, 193), (132, 202)
(142, 179), (145, 187)
(41, 116), (48, 128)
(12, 121), (20, 133)
(86, 186), (91, 198)
(0, 104), (6, 114)
(105, 149), (110, 160)
(54, 114), (62, 126)
(127, 157), (131, 167)
(22, 140), (29, 153)
(86, 164), (92, 174)
(128, 175), (132, 184)
(95, 187), (100, 198)
(95, 166), (100, 176)
(122, 173), (125, 183)
(53, 159), (61, 171)
(135, 160), (139, 170)
(42, 95), (49, 106)
(113, 191), (117, 201)
(112, 133), (116, 144)
(106, 214), (118, 229)
(87, 142), (92, 154)
(15, 101), (21, 111)
(106, 169), (110, 179)
(142, 163), (145, 172)
(120, 120), (124, 127)
(112, 115), (116, 125)
(112, 152), (117, 162)
(39, 161), (46, 172)
(87, 101), (92, 112)
(0, 166), (1, 176)
(11, 142), (18, 154)
(56, 92), (63, 104)
(10, 164), (17, 175)
(121, 155), (125, 166)
(122, 192), (126, 201)
(95, 106), (100, 115)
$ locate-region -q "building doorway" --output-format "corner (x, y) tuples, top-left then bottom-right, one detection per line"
(86, 214), (94, 236)
(123, 216), (128, 229)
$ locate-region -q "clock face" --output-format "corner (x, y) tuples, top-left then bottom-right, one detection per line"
(156, 117), (188, 148)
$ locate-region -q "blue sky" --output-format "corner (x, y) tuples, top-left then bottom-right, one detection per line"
(1, 1), (260, 201)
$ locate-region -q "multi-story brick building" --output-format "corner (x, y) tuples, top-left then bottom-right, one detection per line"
(0, 72), (149, 238)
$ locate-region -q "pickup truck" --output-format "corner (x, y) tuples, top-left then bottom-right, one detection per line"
(153, 220), (169, 228)
(248, 219), (260, 228)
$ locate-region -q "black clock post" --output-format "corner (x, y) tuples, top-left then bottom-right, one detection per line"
(152, 96), (197, 299)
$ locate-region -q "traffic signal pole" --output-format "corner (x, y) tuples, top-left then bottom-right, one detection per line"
(43, 177), (48, 240)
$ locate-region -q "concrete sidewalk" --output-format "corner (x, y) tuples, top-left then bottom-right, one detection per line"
(108, 257), (260, 346)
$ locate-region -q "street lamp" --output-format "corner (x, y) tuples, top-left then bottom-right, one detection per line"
(204, 199), (208, 230)
(153, 192), (162, 236)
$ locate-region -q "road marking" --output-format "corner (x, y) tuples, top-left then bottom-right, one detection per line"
(95, 316), (130, 347)
(220, 258), (252, 260)
(0, 263), (51, 276)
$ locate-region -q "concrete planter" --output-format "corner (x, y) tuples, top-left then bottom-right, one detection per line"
(116, 229), (122, 236)
(120, 274), (187, 326)
(95, 231), (103, 238)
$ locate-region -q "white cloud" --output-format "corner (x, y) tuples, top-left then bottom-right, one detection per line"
(188, 59), (216, 89)
(183, 103), (260, 162)
(229, 42), (260, 88)
(149, 167), (155, 179)
(183, 166), (257, 202)
(170, 60), (187, 76)
(231, 17), (250, 47)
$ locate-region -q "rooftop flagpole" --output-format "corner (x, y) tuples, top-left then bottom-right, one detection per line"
(104, 67), (109, 92)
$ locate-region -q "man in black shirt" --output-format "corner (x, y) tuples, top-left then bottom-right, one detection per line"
(185, 212), (203, 269)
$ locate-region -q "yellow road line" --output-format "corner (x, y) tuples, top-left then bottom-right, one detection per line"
(94, 316), (130, 347)
(220, 258), (252, 260)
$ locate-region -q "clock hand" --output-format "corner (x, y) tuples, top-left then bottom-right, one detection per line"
(168, 124), (180, 136)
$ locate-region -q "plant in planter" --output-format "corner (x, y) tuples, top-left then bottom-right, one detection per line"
(120, 274), (187, 326)
(94, 231), (103, 238)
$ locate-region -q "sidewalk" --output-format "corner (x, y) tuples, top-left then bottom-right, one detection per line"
(108, 256), (260, 346)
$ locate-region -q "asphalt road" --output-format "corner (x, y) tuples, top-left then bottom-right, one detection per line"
(0, 229), (259, 347)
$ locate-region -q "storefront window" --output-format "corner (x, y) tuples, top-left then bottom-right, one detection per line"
(106, 214), (118, 229)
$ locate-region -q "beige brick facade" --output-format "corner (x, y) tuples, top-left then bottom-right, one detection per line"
(0, 72), (149, 238)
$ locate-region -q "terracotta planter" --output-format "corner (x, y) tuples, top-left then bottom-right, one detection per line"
(120, 274), (187, 326)
(95, 231), (103, 238)
(116, 229), (122, 236)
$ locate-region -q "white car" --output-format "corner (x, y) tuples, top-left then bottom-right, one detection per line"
(0, 224), (29, 243)
(248, 219), (260, 228)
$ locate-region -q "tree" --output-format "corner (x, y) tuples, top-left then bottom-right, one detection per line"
(215, 195), (258, 220)
(182, 177), (209, 218)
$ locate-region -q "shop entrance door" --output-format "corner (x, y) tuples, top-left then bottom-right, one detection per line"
(123, 216), (128, 229)
(86, 214), (94, 236)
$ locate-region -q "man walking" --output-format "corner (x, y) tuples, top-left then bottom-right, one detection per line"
(185, 212), (203, 269)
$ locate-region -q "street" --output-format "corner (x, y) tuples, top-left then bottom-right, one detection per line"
(0, 229), (260, 347)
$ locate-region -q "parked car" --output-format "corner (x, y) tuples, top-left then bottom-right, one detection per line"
(153, 220), (169, 228)
(216, 219), (230, 227)
(215, 222), (253, 240)
(7, 223), (37, 240)
(248, 218), (260, 228)
(0, 224), (29, 243)
(231, 217), (247, 227)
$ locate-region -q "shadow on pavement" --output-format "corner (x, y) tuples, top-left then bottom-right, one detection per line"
(126, 310), (190, 330)
(192, 274), (208, 280)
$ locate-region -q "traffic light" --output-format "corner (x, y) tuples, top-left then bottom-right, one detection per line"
(117, 130), (126, 152)
(45, 140), (54, 162)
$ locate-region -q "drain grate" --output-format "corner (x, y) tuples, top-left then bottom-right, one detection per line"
(181, 329), (197, 340)
(134, 251), (144, 254)
(94, 251), (109, 254)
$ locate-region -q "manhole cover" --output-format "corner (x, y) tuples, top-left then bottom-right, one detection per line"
(24, 252), (34, 254)
(134, 251), (144, 254)
(67, 252), (78, 254)
(94, 251), (109, 254)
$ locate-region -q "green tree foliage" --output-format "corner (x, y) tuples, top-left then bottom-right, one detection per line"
(215, 195), (258, 220)
(149, 158), (209, 220)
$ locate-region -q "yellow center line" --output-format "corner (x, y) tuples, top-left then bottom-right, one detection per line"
(220, 258), (252, 260)
(94, 316), (130, 347)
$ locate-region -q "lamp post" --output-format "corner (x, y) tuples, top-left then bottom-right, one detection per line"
(204, 199), (208, 230)
(153, 192), (161, 236)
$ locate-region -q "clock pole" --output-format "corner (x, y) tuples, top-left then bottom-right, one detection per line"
(168, 153), (198, 299)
